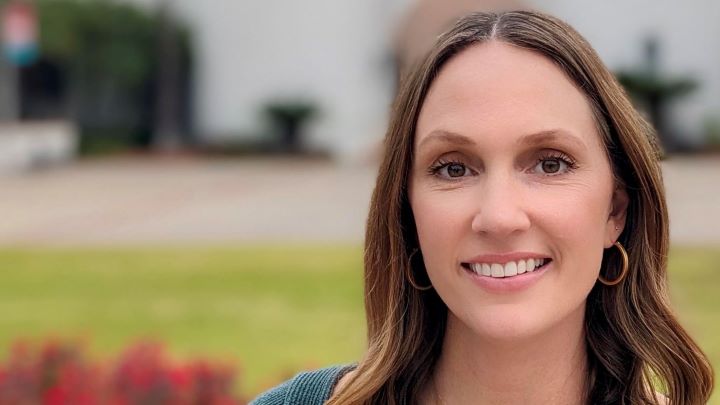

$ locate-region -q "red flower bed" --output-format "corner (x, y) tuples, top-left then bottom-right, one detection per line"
(0, 339), (245, 405)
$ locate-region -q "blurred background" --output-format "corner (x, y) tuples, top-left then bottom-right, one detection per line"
(0, 0), (718, 403)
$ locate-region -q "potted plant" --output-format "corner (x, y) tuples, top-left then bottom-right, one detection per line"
(262, 99), (319, 153)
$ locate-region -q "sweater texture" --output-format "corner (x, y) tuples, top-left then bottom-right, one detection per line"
(249, 364), (355, 405)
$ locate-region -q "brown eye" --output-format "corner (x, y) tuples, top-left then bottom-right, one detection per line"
(533, 156), (570, 175)
(541, 159), (561, 174)
(428, 160), (475, 180)
(447, 163), (466, 177)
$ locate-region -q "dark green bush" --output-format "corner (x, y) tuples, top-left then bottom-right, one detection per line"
(27, 0), (193, 153)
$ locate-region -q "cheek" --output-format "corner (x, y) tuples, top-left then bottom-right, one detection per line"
(540, 191), (608, 241)
(535, 184), (611, 286)
(411, 191), (470, 267)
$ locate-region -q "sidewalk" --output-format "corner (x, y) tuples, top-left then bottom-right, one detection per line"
(661, 155), (720, 245)
(0, 154), (718, 246)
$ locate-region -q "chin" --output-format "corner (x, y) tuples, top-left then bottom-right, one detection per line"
(457, 306), (555, 343)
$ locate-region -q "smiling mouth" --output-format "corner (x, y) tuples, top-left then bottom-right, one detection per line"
(461, 258), (553, 278)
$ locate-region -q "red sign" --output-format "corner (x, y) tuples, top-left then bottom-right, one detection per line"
(2, 0), (39, 66)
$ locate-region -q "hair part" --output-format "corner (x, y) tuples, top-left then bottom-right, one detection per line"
(328, 10), (713, 405)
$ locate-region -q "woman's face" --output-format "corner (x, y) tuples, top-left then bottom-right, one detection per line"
(408, 41), (628, 341)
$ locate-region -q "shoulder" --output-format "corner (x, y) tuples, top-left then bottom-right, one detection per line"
(249, 364), (356, 405)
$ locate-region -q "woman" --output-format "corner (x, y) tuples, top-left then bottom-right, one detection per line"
(252, 10), (714, 405)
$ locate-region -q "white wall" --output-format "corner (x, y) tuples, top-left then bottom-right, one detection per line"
(528, 0), (720, 145)
(123, 0), (720, 156)
(0, 121), (78, 173)
(163, 0), (409, 161)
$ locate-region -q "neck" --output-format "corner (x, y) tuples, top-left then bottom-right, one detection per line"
(428, 306), (588, 405)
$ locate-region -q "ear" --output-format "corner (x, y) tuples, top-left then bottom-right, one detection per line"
(605, 185), (629, 248)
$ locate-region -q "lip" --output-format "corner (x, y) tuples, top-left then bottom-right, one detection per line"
(463, 251), (551, 265)
(462, 259), (553, 293)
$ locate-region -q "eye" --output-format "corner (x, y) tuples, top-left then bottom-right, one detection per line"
(532, 152), (577, 176)
(428, 159), (473, 180)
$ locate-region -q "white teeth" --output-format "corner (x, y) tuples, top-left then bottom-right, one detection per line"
(467, 258), (550, 278)
(504, 261), (518, 277)
(517, 260), (526, 274)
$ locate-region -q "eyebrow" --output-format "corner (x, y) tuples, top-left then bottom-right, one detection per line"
(518, 129), (588, 151)
(417, 128), (587, 152)
(417, 130), (476, 150)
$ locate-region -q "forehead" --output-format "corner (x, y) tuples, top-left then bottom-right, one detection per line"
(415, 41), (601, 152)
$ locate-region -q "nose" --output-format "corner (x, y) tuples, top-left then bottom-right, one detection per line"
(470, 172), (531, 238)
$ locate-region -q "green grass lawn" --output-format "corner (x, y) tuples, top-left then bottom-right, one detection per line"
(0, 245), (716, 401)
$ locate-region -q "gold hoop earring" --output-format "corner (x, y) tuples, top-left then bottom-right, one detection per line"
(406, 249), (433, 291)
(598, 241), (629, 286)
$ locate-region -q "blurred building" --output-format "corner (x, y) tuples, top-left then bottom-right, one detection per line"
(27, 0), (720, 161)
(393, 0), (526, 78)
(122, 0), (407, 163)
(539, 0), (720, 152)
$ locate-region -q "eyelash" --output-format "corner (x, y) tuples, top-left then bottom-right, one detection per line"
(534, 151), (578, 174)
(426, 159), (464, 177)
(427, 152), (578, 180)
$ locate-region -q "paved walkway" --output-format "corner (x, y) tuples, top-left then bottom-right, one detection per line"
(0, 154), (718, 246)
(661, 155), (720, 245)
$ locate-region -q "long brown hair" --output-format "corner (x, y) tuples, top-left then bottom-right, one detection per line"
(328, 10), (713, 405)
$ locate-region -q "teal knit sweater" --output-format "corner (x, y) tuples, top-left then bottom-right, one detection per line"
(249, 364), (355, 405)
